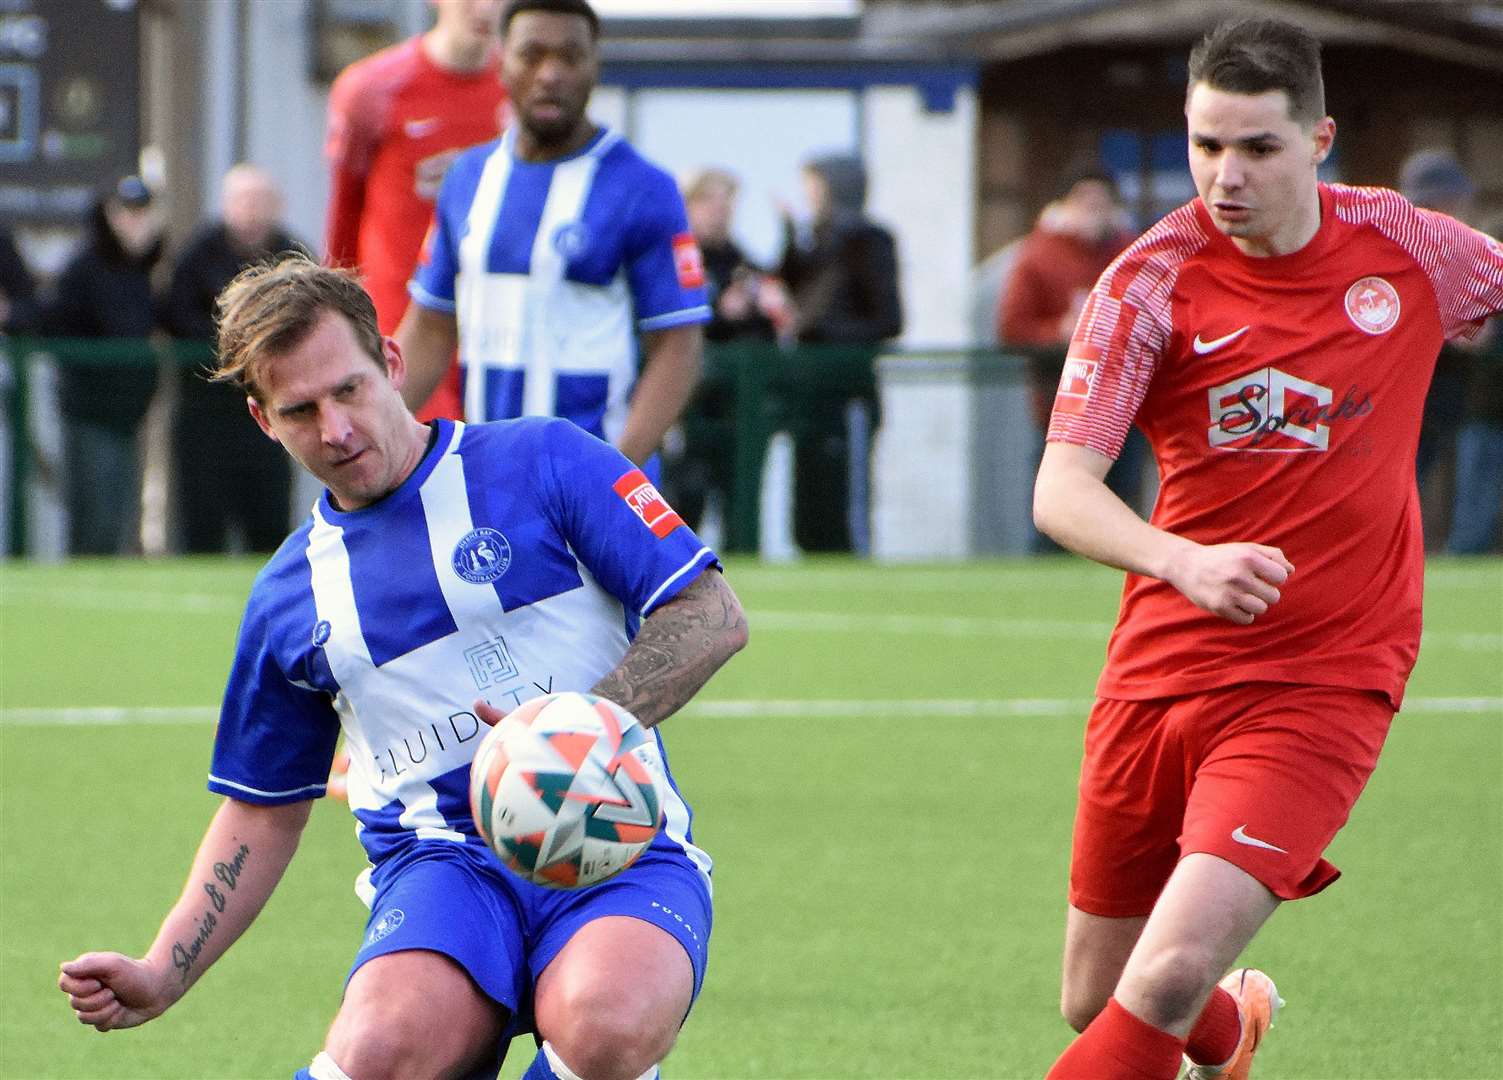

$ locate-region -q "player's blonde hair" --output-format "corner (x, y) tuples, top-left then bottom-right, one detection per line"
(212, 253), (385, 401)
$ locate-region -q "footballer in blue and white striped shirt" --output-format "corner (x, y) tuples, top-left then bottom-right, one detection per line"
(58, 246), (746, 1080)
(398, 0), (710, 480)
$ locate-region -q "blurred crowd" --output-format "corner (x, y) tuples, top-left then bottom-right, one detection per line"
(1, 0), (1497, 559)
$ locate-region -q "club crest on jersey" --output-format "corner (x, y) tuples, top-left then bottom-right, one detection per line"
(552, 221), (591, 261)
(452, 527), (512, 584)
(613, 469), (684, 539)
(312, 620), (332, 647)
(365, 908), (405, 946)
(1344, 276), (1400, 335)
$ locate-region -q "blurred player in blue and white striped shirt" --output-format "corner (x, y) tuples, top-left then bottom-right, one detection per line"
(58, 254), (747, 1080)
(397, 0), (710, 477)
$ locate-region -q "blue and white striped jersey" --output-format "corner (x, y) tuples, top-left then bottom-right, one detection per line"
(208, 417), (717, 882)
(409, 127), (710, 442)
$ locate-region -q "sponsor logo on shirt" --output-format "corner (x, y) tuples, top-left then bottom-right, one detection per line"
(1192, 325), (1251, 355)
(1053, 355), (1098, 416)
(403, 117), (441, 138)
(312, 619), (332, 647)
(465, 634), (520, 691)
(672, 232), (706, 289)
(1207, 366), (1372, 451)
(1344, 276), (1400, 335)
(414, 147), (463, 201)
(613, 469), (684, 538)
(452, 527), (512, 583)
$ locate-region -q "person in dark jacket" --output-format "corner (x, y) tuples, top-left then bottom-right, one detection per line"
(0, 227), (39, 334)
(777, 153), (902, 552)
(162, 164), (306, 553)
(40, 176), (164, 555)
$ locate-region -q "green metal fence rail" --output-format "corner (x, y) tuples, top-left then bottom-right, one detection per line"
(1, 337), (1038, 556)
(2, 337), (217, 555)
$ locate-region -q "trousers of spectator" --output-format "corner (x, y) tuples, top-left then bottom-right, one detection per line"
(1446, 420), (1503, 554)
(172, 381), (293, 554)
(791, 394), (876, 554)
(64, 420), (141, 555)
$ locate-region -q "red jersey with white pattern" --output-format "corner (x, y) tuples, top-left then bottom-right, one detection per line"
(1048, 183), (1503, 707)
(324, 36), (507, 337)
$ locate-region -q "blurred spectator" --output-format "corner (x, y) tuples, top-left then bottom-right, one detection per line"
(1446, 211), (1503, 554)
(668, 167), (789, 534)
(0, 227), (39, 334)
(39, 176), (164, 555)
(1400, 149), (1476, 549)
(686, 167), (789, 345)
(777, 153), (902, 553)
(324, 0), (507, 421)
(998, 173), (1147, 541)
(162, 164), (306, 553)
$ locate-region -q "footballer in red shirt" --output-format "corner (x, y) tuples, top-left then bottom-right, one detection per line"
(1035, 18), (1503, 1080)
(324, 0), (508, 421)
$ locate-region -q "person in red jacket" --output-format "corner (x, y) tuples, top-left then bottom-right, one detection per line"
(998, 172), (1132, 358)
(324, 0), (508, 421)
(1000, 174), (1144, 540)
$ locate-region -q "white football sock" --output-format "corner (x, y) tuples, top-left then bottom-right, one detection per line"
(542, 1040), (661, 1080)
(308, 1051), (356, 1080)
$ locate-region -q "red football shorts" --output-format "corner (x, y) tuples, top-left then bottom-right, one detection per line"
(1068, 682), (1393, 917)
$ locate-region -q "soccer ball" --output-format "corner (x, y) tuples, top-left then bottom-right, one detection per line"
(469, 692), (667, 889)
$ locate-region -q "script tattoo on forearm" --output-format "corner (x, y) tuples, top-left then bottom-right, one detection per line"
(592, 572), (746, 727)
(170, 842), (251, 985)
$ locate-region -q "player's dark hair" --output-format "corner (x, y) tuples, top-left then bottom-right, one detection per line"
(503, 0), (600, 39)
(212, 253), (385, 401)
(1188, 18), (1326, 126)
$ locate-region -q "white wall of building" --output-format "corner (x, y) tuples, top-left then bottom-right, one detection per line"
(864, 84), (976, 348)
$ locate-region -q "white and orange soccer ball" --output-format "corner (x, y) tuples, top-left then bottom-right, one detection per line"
(469, 692), (667, 889)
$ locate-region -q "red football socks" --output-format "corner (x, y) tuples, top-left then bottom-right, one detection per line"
(1185, 985), (1241, 1067)
(1045, 997), (1187, 1080)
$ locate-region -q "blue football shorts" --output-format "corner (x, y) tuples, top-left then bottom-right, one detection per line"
(347, 837), (712, 1036)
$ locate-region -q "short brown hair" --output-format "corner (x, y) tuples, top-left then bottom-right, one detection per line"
(1188, 18), (1326, 127)
(212, 253), (383, 401)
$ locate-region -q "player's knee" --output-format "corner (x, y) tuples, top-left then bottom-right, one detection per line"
(1122, 943), (1222, 1027)
(545, 987), (676, 1080)
(323, 1007), (433, 1080)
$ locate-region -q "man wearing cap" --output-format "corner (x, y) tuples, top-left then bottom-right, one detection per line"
(38, 176), (166, 554)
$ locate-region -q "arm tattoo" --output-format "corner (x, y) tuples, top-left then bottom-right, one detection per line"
(170, 841), (251, 985)
(591, 571), (747, 727)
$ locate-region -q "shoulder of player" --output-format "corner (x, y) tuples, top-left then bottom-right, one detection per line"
(456, 415), (577, 459)
(1092, 203), (1209, 307)
(331, 35), (423, 94)
(433, 139), (506, 206)
(241, 520), (320, 625)
(596, 135), (681, 199)
(1327, 181), (1487, 267)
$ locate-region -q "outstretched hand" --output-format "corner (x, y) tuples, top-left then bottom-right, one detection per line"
(59, 952), (174, 1032)
(1166, 542), (1294, 625)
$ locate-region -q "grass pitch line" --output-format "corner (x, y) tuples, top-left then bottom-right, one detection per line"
(4, 697), (1499, 727)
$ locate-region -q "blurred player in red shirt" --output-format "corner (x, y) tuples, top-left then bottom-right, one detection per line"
(324, 0), (508, 420)
(1034, 18), (1503, 1080)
